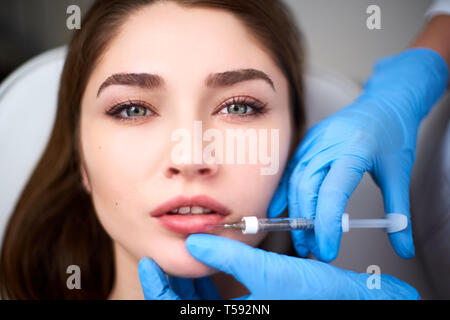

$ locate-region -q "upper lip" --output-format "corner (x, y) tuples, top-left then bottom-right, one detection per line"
(150, 195), (232, 217)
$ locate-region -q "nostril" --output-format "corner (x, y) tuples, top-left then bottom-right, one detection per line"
(198, 168), (210, 175)
(168, 167), (180, 175)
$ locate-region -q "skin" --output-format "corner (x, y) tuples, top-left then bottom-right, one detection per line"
(78, 2), (293, 299)
(409, 14), (450, 76)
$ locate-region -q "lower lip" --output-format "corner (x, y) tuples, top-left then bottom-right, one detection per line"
(156, 213), (226, 234)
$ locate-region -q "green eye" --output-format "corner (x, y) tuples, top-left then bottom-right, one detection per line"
(123, 105), (147, 117)
(106, 100), (156, 122)
(227, 104), (250, 114)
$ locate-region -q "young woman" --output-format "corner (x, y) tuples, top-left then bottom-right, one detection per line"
(0, 0), (420, 300)
(0, 0), (305, 299)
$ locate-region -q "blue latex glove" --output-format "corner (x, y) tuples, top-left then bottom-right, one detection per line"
(138, 234), (420, 299)
(268, 48), (449, 262)
(138, 258), (222, 300)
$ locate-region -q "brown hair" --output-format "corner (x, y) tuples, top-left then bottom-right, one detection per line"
(0, 0), (305, 299)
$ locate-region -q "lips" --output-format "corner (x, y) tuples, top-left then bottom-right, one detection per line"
(151, 195), (231, 234)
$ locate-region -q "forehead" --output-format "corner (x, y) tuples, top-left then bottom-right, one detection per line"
(89, 1), (285, 91)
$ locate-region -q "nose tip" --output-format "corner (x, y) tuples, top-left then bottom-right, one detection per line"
(165, 163), (218, 179)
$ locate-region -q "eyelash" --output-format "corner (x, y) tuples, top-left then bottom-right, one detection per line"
(105, 99), (155, 122)
(104, 96), (269, 122)
(215, 96), (269, 120)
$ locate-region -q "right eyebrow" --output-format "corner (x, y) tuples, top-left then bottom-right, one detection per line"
(97, 73), (164, 97)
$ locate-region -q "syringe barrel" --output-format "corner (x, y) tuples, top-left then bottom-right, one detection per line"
(256, 218), (314, 232)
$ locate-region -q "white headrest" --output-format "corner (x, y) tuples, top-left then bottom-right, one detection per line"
(0, 46), (360, 247)
(0, 46), (67, 247)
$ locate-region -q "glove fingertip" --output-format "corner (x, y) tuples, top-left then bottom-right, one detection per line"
(138, 257), (179, 300)
(389, 229), (415, 259)
(268, 197), (287, 218)
(186, 233), (215, 252)
(291, 231), (311, 257)
(138, 257), (158, 277)
(185, 234), (225, 265)
(268, 181), (288, 218)
(294, 244), (310, 258)
(316, 230), (340, 263)
(318, 246), (339, 263)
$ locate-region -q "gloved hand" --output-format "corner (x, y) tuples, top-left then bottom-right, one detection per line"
(138, 234), (420, 300)
(138, 257), (222, 300)
(268, 48), (449, 262)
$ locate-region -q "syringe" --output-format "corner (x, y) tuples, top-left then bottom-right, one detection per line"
(216, 213), (408, 234)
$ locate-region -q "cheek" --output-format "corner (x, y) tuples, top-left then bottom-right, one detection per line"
(79, 119), (164, 248)
(80, 118), (170, 207)
(219, 165), (279, 216)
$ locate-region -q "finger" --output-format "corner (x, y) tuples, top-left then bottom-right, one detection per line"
(288, 159), (328, 257)
(268, 124), (324, 218)
(138, 258), (180, 300)
(186, 235), (362, 299)
(377, 159), (415, 259)
(194, 277), (222, 300)
(267, 161), (290, 218)
(168, 276), (201, 300)
(288, 144), (346, 258)
(314, 156), (368, 262)
(185, 234), (269, 293)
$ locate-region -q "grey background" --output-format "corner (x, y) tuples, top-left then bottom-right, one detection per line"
(0, 0), (444, 299)
(0, 0), (433, 84)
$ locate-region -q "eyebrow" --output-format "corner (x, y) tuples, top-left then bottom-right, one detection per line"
(96, 68), (276, 97)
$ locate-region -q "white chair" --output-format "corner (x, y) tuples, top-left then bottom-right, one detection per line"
(1, 45), (443, 298)
(0, 46), (67, 242)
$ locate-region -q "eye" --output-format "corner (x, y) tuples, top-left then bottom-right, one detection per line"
(121, 105), (147, 117)
(216, 96), (268, 118)
(105, 100), (156, 121)
(218, 103), (253, 115)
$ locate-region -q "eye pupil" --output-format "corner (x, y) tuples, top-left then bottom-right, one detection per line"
(126, 105), (146, 117)
(228, 104), (246, 114)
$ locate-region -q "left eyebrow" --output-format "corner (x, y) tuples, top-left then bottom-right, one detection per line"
(205, 68), (276, 92)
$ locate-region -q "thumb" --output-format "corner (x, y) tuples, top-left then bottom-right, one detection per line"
(267, 150), (298, 218)
(185, 234), (271, 295)
(376, 158), (415, 259)
(138, 258), (180, 300)
(314, 156), (368, 262)
(268, 126), (320, 218)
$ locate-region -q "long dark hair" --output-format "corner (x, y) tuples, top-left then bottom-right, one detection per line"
(0, 0), (305, 299)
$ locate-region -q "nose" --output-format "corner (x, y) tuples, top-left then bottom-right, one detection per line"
(164, 161), (219, 179)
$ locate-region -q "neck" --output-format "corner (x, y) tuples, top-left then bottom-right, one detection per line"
(107, 242), (145, 300)
(107, 241), (249, 300)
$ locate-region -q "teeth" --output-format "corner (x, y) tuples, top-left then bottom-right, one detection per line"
(178, 206), (190, 214)
(169, 206), (214, 215)
(190, 206), (203, 214)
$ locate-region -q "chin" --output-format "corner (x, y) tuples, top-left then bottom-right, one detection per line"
(148, 235), (219, 278)
(163, 260), (218, 278)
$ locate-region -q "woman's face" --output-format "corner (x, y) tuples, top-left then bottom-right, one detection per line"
(79, 1), (293, 278)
